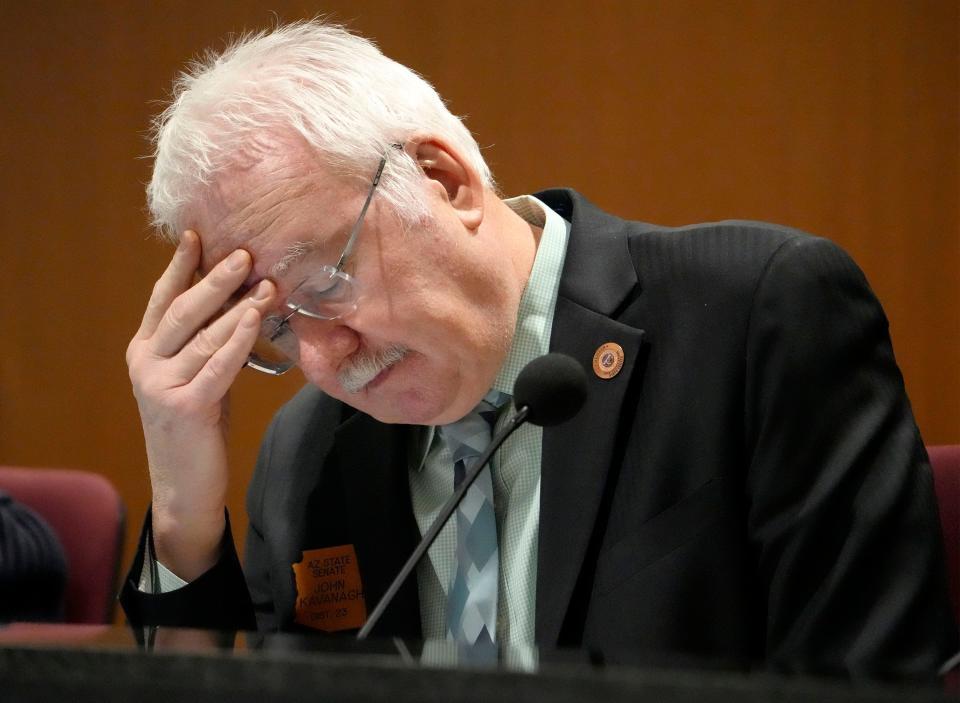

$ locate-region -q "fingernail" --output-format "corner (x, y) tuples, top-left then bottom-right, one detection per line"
(226, 250), (249, 271)
(250, 280), (272, 301)
(179, 230), (195, 249)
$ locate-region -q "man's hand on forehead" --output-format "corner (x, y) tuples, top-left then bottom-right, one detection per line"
(125, 228), (282, 580)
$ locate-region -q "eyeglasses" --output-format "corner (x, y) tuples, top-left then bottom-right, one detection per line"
(246, 154), (388, 376)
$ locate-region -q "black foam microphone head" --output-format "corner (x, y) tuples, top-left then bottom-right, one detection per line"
(513, 353), (588, 427)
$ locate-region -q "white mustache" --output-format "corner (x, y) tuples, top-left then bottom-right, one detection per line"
(338, 344), (408, 393)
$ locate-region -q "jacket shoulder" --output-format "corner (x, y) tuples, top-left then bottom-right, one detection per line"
(536, 187), (847, 307)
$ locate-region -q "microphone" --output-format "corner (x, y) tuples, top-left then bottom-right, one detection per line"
(356, 353), (587, 640)
(513, 352), (588, 427)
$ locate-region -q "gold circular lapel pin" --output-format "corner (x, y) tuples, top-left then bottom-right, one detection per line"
(593, 342), (624, 379)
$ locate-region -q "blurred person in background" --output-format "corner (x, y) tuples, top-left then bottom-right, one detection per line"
(0, 491), (67, 623)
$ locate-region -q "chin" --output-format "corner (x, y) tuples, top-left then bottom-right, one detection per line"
(318, 354), (476, 426)
(329, 367), (446, 427)
(363, 386), (452, 426)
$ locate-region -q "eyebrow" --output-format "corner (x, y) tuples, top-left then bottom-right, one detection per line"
(267, 220), (354, 279)
(269, 240), (320, 278)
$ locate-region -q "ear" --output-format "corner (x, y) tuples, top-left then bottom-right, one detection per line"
(406, 138), (484, 230)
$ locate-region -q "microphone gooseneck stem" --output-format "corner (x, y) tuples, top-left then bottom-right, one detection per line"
(356, 405), (530, 640)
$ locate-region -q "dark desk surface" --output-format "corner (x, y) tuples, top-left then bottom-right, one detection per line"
(0, 624), (953, 703)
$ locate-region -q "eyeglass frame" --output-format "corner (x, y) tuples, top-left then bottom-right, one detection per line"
(245, 149), (392, 375)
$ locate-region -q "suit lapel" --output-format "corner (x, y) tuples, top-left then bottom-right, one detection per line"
(331, 413), (423, 639)
(534, 190), (647, 645)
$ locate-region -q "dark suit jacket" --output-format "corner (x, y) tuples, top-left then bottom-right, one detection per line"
(122, 189), (956, 677)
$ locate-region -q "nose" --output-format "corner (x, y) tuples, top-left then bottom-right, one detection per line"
(290, 316), (361, 376)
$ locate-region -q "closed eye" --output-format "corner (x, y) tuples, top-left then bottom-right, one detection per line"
(263, 304), (303, 343)
(268, 319), (290, 343)
(261, 314), (292, 343)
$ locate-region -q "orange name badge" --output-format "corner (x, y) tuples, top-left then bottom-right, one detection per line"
(292, 544), (367, 632)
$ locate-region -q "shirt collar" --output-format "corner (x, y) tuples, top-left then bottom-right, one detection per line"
(492, 195), (570, 395)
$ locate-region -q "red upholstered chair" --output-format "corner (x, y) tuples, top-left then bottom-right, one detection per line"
(929, 445), (960, 625)
(0, 467), (125, 623)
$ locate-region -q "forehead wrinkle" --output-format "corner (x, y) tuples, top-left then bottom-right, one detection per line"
(223, 177), (313, 246)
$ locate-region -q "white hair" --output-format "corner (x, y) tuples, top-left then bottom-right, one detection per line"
(146, 20), (494, 241)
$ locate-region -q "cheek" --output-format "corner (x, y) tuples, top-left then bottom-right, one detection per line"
(362, 230), (513, 370)
(398, 276), (511, 359)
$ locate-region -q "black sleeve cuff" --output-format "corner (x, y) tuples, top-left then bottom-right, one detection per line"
(119, 508), (256, 631)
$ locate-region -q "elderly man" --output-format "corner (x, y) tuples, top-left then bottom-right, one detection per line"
(120, 21), (954, 676)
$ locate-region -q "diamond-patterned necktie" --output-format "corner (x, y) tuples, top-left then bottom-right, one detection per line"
(439, 389), (511, 646)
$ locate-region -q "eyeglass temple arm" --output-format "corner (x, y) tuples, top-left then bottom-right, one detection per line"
(334, 155), (388, 272)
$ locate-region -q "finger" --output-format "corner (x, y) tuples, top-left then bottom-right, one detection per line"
(171, 279), (276, 381)
(151, 247), (253, 357)
(189, 307), (262, 401)
(135, 230), (201, 339)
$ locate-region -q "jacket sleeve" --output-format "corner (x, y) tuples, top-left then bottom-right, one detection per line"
(743, 235), (956, 677)
(119, 508), (256, 631)
(244, 425), (280, 635)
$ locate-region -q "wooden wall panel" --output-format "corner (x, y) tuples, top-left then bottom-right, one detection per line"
(1, 1), (956, 605)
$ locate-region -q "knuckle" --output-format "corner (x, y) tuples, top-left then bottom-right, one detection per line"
(125, 339), (137, 367)
(192, 327), (220, 357)
(145, 294), (164, 315)
(205, 356), (228, 384)
(126, 357), (142, 385)
(165, 298), (189, 330)
(126, 348), (150, 385)
(147, 280), (170, 309)
(127, 360), (158, 391)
